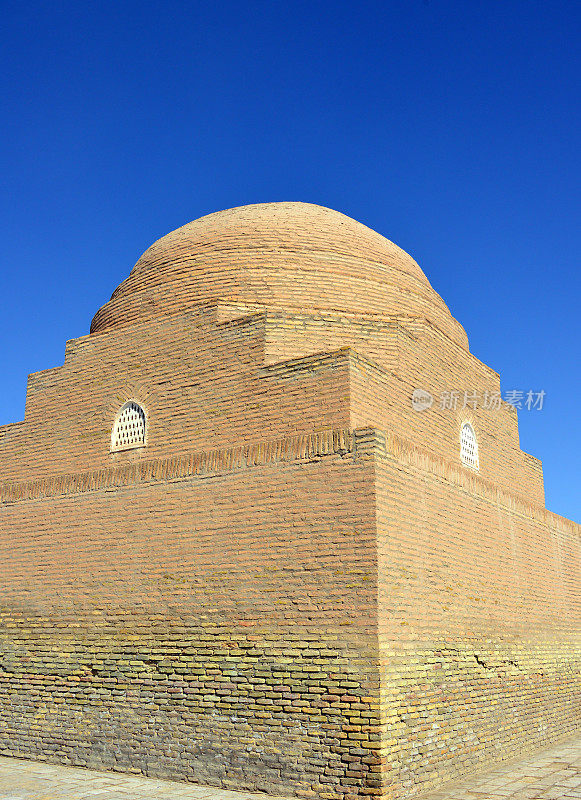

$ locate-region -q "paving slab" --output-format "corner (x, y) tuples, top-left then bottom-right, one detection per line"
(0, 757), (295, 800)
(421, 735), (581, 800)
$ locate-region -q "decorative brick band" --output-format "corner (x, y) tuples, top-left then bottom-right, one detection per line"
(373, 428), (578, 537)
(0, 428), (353, 505)
(1, 426), (577, 537)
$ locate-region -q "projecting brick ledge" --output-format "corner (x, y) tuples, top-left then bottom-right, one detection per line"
(1, 426), (577, 539)
(0, 428), (353, 504)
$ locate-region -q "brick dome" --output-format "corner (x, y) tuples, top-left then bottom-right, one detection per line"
(90, 202), (468, 348)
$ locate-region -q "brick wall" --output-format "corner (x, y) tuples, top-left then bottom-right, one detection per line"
(0, 298), (578, 799)
(0, 310), (353, 481)
(373, 432), (580, 798)
(0, 306), (544, 504)
(0, 437), (386, 798)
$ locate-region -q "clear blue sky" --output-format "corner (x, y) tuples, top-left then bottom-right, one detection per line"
(1, 0), (579, 520)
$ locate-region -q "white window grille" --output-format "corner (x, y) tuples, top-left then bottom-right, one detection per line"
(111, 402), (146, 452)
(460, 422), (479, 470)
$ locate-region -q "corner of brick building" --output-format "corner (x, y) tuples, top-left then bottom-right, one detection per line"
(0, 304), (392, 798)
(0, 203), (579, 800)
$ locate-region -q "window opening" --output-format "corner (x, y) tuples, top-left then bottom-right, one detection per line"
(460, 422), (479, 470)
(111, 401), (146, 451)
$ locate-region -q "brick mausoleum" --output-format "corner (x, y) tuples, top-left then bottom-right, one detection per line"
(0, 203), (579, 799)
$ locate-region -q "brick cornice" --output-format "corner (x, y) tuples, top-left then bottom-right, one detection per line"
(374, 428), (579, 537)
(1, 426), (577, 537)
(0, 428), (353, 505)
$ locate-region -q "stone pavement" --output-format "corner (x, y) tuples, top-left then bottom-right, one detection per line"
(421, 735), (581, 800)
(0, 735), (580, 799)
(0, 757), (294, 800)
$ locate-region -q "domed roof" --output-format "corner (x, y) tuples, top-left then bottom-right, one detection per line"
(90, 202), (468, 348)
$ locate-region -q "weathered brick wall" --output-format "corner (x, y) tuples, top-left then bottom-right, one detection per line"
(372, 432), (581, 799)
(0, 311), (353, 482)
(0, 437), (385, 798)
(0, 206), (576, 800)
(0, 613), (381, 795)
(0, 305), (543, 507)
(263, 310), (400, 373)
(347, 332), (545, 505)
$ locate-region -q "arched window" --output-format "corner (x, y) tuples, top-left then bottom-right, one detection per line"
(111, 401), (146, 452)
(460, 422), (479, 470)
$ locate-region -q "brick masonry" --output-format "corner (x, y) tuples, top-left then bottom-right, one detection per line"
(0, 203), (579, 799)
